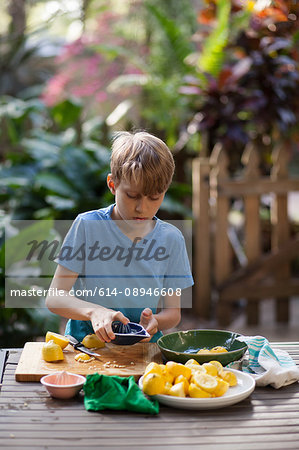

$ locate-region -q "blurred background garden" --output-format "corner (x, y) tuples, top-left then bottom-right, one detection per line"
(0, 0), (298, 347)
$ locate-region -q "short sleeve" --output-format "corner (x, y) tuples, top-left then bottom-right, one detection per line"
(55, 216), (86, 274)
(163, 233), (194, 290)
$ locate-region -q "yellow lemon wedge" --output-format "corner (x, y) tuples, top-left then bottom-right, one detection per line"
(45, 331), (69, 349)
(192, 372), (218, 394)
(168, 381), (186, 398)
(197, 348), (212, 354)
(174, 375), (189, 395)
(185, 359), (199, 366)
(209, 360), (224, 375)
(74, 352), (92, 362)
(211, 346), (228, 353)
(161, 366), (174, 384)
(42, 340), (64, 362)
(142, 373), (165, 396)
(202, 363), (218, 377)
(162, 381), (173, 395)
(214, 377), (230, 397)
(220, 370), (238, 386)
(188, 382), (212, 398)
(144, 362), (163, 377)
(81, 334), (105, 349)
(165, 361), (192, 380)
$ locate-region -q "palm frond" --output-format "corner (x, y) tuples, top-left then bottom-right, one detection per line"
(198, 0), (231, 78)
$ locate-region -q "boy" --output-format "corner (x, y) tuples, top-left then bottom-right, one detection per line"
(46, 131), (193, 343)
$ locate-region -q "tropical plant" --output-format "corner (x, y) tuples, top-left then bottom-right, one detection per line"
(179, 0), (299, 171)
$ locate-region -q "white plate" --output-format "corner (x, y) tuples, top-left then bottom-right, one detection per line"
(139, 369), (255, 410)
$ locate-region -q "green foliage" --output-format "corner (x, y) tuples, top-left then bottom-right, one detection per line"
(198, 0), (231, 78)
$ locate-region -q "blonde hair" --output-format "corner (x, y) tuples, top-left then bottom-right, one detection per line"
(110, 131), (175, 195)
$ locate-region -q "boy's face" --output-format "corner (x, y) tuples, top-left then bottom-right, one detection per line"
(107, 175), (165, 223)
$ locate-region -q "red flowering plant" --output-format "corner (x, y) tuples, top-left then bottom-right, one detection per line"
(179, 0), (299, 171)
(42, 10), (143, 118)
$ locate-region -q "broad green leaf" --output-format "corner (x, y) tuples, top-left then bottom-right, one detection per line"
(34, 173), (77, 198)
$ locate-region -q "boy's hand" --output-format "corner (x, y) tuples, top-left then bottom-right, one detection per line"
(139, 307), (158, 342)
(90, 309), (129, 343)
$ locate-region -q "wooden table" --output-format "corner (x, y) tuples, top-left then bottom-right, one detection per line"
(1, 343), (299, 449)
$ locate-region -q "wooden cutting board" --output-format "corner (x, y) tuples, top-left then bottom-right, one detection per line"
(15, 342), (162, 382)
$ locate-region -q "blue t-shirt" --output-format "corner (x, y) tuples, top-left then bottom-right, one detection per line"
(56, 204), (194, 342)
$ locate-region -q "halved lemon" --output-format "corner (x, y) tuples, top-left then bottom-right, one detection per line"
(42, 340), (64, 362)
(45, 331), (69, 349)
(192, 372), (218, 393)
(81, 334), (105, 349)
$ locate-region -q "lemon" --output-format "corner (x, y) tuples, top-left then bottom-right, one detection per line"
(185, 359), (199, 366)
(188, 382), (212, 398)
(214, 377), (229, 397)
(211, 346), (228, 353)
(197, 348), (211, 355)
(189, 364), (207, 377)
(168, 381), (185, 398)
(45, 331), (69, 349)
(209, 360), (224, 375)
(202, 363), (218, 377)
(162, 381), (173, 395)
(143, 373), (165, 396)
(74, 352), (92, 362)
(165, 361), (192, 380)
(174, 375), (189, 395)
(161, 366), (174, 384)
(220, 370), (238, 386)
(144, 362), (163, 377)
(81, 334), (105, 349)
(192, 372), (218, 393)
(42, 340), (64, 362)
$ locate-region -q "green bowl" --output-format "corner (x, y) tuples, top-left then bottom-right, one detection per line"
(157, 329), (247, 366)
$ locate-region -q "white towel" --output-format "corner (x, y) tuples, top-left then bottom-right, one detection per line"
(232, 336), (299, 389)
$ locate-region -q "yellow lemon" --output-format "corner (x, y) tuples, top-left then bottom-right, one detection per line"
(209, 360), (224, 375)
(165, 361), (192, 380)
(81, 334), (105, 349)
(188, 382), (212, 398)
(202, 363), (218, 377)
(74, 352), (92, 362)
(220, 370), (238, 387)
(144, 362), (163, 377)
(214, 377), (229, 397)
(197, 348), (212, 354)
(42, 340), (64, 362)
(174, 375), (189, 395)
(189, 364), (207, 379)
(162, 381), (173, 395)
(142, 373), (165, 396)
(161, 366), (174, 384)
(192, 372), (218, 394)
(185, 359), (199, 366)
(211, 346), (228, 353)
(168, 381), (185, 398)
(45, 331), (69, 350)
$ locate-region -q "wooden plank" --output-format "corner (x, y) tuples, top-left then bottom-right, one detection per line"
(209, 145), (232, 325)
(215, 178), (299, 197)
(218, 237), (299, 288)
(14, 342), (162, 381)
(220, 279), (299, 301)
(192, 158), (211, 318)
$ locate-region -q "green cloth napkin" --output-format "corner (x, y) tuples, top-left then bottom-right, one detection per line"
(83, 373), (159, 415)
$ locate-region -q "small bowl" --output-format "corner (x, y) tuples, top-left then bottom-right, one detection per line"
(157, 329), (247, 366)
(40, 371), (86, 399)
(111, 321), (150, 345)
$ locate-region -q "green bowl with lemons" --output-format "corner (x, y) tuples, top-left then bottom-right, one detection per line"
(157, 329), (247, 366)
